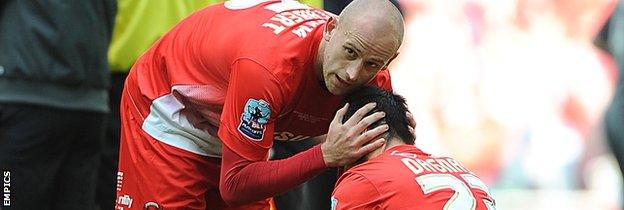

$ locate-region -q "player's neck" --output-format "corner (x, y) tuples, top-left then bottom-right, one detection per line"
(344, 138), (406, 171)
(365, 138), (405, 160)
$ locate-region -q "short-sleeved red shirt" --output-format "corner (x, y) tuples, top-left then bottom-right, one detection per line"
(332, 145), (496, 210)
(128, 0), (392, 161)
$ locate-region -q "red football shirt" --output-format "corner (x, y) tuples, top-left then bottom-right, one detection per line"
(128, 0), (392, 161)
(332, 145), (496, 210)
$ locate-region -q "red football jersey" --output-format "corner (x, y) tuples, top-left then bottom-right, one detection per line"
(332, 145), (496, 210)
(126, 0), (392, 161)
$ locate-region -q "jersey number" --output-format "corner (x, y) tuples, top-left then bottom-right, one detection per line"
(415, 174), (496, 210)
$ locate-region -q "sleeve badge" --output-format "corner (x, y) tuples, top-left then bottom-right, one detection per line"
(238, 98), (271, 141)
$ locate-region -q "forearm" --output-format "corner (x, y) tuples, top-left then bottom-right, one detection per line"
(219, 144), (328, 205)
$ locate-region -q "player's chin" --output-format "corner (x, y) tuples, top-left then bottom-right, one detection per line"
(325, 83), (341, 95)
(328, 86), (352, 96)
(328, 82), (355, 96)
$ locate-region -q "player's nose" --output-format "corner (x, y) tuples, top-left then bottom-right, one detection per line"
(345, 62), (364, 82)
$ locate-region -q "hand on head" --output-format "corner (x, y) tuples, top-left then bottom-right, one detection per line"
(321, 102), (388, 167)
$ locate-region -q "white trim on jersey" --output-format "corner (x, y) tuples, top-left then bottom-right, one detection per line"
(142, 93), (223, 157)
(224, 0), (274, 10)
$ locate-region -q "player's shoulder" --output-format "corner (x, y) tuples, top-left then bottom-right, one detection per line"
(339, 157), (419, 202)
(228, 0), (332, 71)
(336, 170), (381, 194)
(346, 155), (409, 183)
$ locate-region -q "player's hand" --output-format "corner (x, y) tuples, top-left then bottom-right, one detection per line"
(321, 102), (388, 167)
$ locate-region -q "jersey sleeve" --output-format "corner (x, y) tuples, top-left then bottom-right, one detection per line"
(218, 58), (285, 161)
(332, 172), (383, 210)
(369, 68), (392, 91)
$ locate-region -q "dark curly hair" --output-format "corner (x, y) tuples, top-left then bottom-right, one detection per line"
(341, 86), (415, 144)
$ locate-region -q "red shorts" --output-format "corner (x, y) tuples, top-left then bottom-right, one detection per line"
(115, 82), (271, 210)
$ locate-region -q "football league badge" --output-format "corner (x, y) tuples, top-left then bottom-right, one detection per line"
(238, 98), (271, 141)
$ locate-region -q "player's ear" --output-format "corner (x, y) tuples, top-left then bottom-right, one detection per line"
(324, 17), (338, 42)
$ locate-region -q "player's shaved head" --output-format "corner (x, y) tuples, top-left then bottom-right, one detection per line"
(317, 0), (405, 95)
(337, 0), (404, 49)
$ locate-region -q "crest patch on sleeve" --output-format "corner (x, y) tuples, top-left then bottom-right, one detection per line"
(238, 98), (271, 141)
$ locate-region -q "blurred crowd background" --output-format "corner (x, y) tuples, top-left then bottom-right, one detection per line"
(392, 0), (622, 209)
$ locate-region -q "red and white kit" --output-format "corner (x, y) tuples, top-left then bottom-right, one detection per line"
(332, 145), (496, 210)
(115, 1), (392, 209)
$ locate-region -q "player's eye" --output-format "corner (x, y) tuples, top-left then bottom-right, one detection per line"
(344, 47), (357, 59)
(366, 61), (381, 69)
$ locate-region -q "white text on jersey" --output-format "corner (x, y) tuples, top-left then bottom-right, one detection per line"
(401, 157), (471, 175)
(262, 9), (330, 38)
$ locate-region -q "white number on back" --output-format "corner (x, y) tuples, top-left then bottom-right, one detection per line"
(415, 174), (496, 210)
